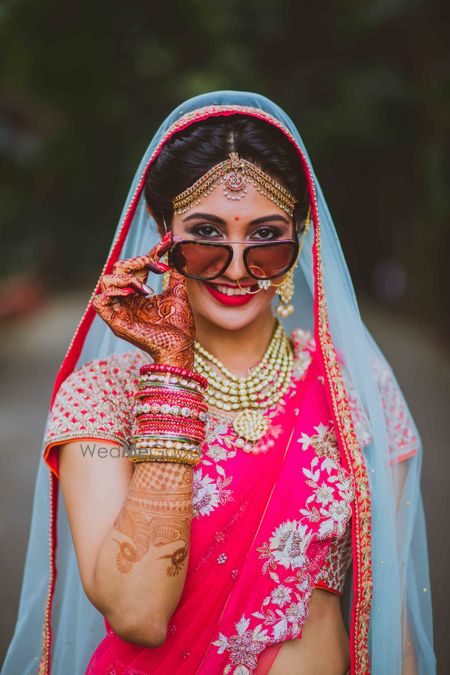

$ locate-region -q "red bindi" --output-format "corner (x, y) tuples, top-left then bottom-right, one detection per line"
(234, 216), (240, 221)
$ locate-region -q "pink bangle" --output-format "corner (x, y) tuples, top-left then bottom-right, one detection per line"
(140, 363), (208, 389)
(136, 395), (205, 410)
(137, 416), (205, 430)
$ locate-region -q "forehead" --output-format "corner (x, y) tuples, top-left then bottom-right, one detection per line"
(175, 182), (290, 224)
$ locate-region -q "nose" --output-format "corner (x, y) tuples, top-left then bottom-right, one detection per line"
(223, 243), (248, 281)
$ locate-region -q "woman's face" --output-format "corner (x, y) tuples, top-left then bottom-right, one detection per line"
(170, 183), (295, 332)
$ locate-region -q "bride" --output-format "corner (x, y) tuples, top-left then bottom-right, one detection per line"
(2, 92), (435, 675)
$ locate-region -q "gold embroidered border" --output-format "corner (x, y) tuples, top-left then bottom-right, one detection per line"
(38, 472), (57, 675)
(314, 220), (373, 673)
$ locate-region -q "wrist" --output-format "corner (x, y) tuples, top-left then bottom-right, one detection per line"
(138, 362), (207, 390)
(159, 356), (194, 370)
(155, 345), (195, 371)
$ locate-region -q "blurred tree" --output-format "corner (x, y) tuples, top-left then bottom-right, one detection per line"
(0, 0), (448, 330)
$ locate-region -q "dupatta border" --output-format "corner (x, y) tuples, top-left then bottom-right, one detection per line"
(38, 103), (372, 674)
(312, 222), (373, 674)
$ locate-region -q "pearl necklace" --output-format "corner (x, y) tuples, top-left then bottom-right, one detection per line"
(194, 322), (294, 447)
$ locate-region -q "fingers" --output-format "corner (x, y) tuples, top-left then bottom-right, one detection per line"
(151, 232), (173, 260)
(113, 232), (172, 276)
(92, 293), (130, 338)
(99, 273), (153, 297)
(142, 234), (172, 274)
(92, 272), (154, 326)
(92, 292), (119, 317)
(113, 253), (161, 276)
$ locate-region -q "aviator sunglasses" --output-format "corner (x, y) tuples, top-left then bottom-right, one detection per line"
(167, 234), (300, 282)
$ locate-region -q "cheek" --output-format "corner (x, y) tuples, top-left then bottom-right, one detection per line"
(186, 279), (203, 298)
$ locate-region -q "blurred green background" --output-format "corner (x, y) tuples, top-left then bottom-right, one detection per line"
(0, 0), (448, 331)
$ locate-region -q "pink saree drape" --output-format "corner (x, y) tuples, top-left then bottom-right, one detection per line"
(73, 329), (355, 674)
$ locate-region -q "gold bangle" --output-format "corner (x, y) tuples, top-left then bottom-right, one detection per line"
(128, 445), (201, 466)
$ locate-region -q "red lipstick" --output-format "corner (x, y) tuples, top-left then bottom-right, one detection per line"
(204, 282), (257, 307)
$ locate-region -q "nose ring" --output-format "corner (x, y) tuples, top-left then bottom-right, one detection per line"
(235, 279), (273, 295)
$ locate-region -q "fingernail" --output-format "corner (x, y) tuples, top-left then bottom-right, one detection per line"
(145, 261), (170, 274)
(146, 260), (163, 272)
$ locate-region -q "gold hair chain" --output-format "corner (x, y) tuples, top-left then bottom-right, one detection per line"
(172, 151), (297, 217)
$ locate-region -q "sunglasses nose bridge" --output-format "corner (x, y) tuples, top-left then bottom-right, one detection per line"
(223, 241), (248, 279)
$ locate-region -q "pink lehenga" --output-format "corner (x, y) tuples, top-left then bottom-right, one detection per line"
(44, 328), (355, 674)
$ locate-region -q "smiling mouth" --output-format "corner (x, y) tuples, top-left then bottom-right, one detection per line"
(203, 281), (258, 306)
(211, 283), (255, 296)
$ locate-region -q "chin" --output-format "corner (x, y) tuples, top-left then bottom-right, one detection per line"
(187, 279), (275, 332)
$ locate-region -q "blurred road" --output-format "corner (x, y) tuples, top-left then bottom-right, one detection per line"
(1, 292), (448, 667)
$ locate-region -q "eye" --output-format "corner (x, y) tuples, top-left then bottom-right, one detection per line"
(250, 226), (281, 241)
(189, 224), (224, 239)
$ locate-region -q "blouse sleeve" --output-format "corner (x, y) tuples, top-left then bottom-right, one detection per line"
(342, 357), (419, 465)
(42, 351), (141, 479)
(372, 356), (419, 464)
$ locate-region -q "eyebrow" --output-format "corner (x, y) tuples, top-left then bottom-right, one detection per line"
(181, 212), (290, 225)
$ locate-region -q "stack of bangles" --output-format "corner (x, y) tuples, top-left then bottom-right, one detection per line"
(129, 363), (209, 467)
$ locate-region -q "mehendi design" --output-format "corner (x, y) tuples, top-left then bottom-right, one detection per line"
(92, 234), (195, 369)
(113, 462), (193, 576)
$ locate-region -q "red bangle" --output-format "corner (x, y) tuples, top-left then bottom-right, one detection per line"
(136, 418), (205, 434)
(140, 363), (208, 389)
(135, 390), (206, 406)
(135, 412), (206, 425)
(133, 434), (202, 446)
(136, 413), (205, 427)
(136, 397), (207, 410)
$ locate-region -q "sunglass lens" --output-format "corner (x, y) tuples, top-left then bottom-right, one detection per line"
(246, 242), (297, 279)
(171, 242), (230, 280)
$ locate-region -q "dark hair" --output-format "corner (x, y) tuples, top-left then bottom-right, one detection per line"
(144, 115), (308, 231)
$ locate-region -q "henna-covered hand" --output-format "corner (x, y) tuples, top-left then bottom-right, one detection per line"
(92, 233), (195, 368)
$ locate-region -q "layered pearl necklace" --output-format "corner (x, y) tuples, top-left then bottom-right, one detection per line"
(194, 322), (294, 448)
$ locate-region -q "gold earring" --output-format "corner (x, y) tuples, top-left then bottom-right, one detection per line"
(275, 268), (295, 318)
(275, 205), (311, 318)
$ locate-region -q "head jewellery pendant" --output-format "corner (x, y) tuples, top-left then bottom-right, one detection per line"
(172, 151), (296, 217)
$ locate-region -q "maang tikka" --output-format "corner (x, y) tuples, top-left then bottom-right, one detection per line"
(172, 151), (296, 218)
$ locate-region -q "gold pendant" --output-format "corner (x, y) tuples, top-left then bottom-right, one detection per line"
(232, 409), (269, 442)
